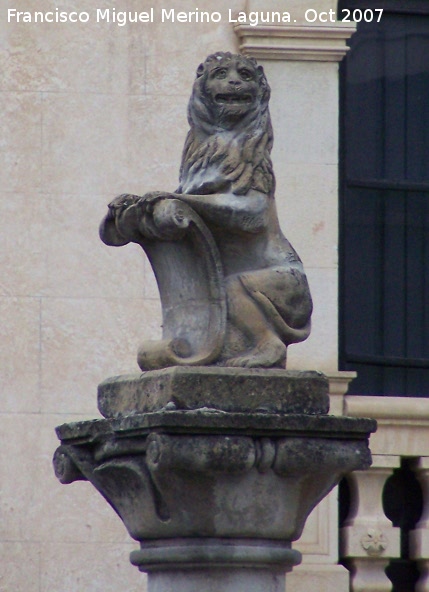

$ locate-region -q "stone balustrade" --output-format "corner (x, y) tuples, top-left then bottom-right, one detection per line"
(410, 457), (429, 592)
(340, 395), (429, 591)
(340, 455), (401, 591)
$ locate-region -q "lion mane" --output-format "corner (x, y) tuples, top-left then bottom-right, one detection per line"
(177, 52), (275, 198)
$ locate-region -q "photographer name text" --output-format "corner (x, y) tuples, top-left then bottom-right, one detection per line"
(6, 7), (384, 26)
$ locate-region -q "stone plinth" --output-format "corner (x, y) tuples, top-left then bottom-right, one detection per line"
(54, 368), (376, 591)
(97, 367), (330, 417)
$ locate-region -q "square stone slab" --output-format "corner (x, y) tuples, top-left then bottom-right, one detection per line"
(97, 366), (329, 418)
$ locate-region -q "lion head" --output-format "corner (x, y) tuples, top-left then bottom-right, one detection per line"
(177, 52), (275, 198)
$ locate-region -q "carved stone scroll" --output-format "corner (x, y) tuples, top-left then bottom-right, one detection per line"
(100, 195), (227, 370)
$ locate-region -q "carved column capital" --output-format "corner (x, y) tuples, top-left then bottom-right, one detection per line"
(54, 406), (375, 545)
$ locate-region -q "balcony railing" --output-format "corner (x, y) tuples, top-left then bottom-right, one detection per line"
(340, 394), (429, 591)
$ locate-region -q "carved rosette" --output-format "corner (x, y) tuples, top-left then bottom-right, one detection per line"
(360, 528), (388, 556)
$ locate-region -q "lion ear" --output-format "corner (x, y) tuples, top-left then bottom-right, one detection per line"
(196, 63), (205, 78)
(257, 65), (268, 86)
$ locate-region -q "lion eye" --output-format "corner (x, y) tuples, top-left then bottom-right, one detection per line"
(214, 68), (227, 79)
(239, 69), (254, 81)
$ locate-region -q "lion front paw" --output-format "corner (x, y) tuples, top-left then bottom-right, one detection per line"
(138, 191), (171, 215)
(107, 193), (140, 218)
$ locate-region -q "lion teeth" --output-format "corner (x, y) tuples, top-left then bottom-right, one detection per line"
(215, 94), (252, 105)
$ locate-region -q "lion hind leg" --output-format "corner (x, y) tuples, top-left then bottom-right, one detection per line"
(225, 336), (286, 369)
(222, 275), (287, 369)
(222, 269), (311, 369)
(249, 289), (311, 345)
(238, 268), (312, 345)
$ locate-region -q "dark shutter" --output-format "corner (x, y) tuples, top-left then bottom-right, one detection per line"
(339, 2), (429, 395)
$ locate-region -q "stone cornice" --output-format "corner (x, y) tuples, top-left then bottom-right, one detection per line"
(234, 23), (356, 62)
(345, 395), (429, 421)
(344, 395), (429, 475)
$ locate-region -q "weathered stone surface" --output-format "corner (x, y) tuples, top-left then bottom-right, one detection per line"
(54, 366), (376, 590)
(97, 367), (330, 418)
(56, 408), (376, 443)
(54, 407), (376, 542)
(100, 52), (313, 371)
(53, 49), (377, 590)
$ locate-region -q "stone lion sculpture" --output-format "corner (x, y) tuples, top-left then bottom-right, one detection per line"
(100, 52), (312, 370)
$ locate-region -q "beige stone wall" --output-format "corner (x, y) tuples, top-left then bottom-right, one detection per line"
(1, 1), (346, 590)
(266, 58), (340, 372)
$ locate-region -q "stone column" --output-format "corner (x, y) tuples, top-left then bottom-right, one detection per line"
(54, 369), (376, 592)
(148, 570), (284, 592)
(133, 540), (299, 592)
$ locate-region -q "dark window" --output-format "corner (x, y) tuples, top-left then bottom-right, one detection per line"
(339, 1), (429, 395)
